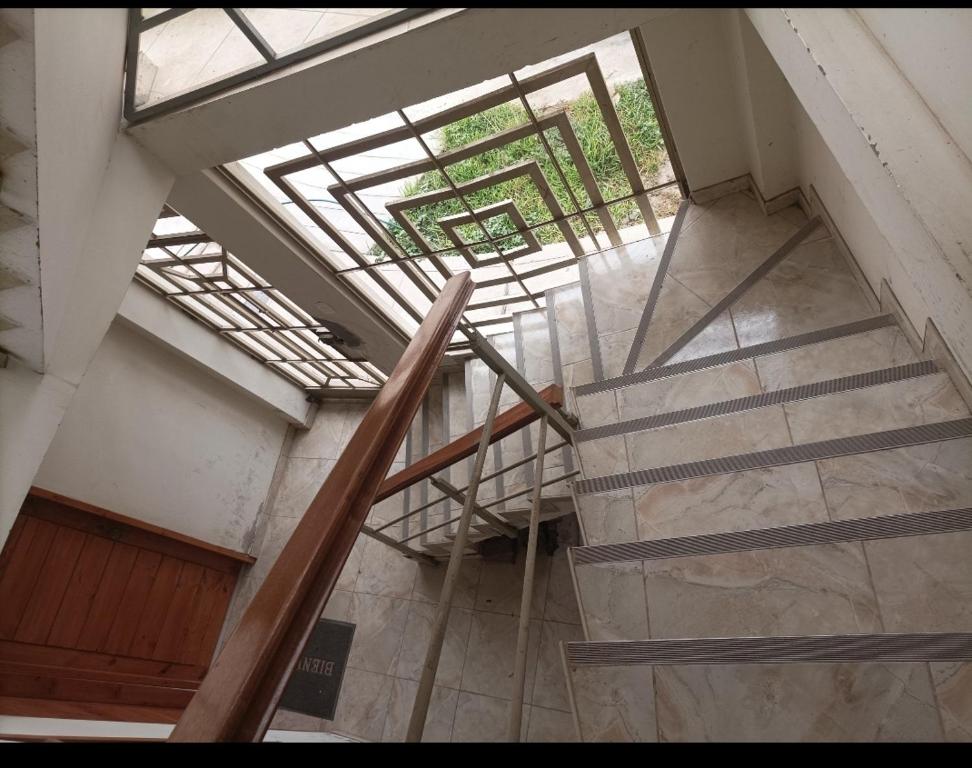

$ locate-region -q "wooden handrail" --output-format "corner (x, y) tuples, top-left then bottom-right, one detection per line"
(374, 383), (563, 503)
(168, 273), (475, 742)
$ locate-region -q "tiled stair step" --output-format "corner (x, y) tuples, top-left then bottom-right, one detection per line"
(564, 632), (972, 667)
(575, 360), (938, 443)
(575, 417), (972, 495)
(643, 216), (823, 370)
(572, 507), (972, 566)
(575, 314), (897, 398)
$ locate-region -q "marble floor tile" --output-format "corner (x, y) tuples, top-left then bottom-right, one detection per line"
(324, 666), (395, 742)
(616, 360), (760, 422)
(574, 561), (649, 642)
(526, 704), (579, 742)
(586, 235), (665, 338)
(569, 664), (657, 742)
(731, 237), (873, 348)
(642, 541), (881, 638)
(460, 611), (541, 700)
(631, 275), (712, 369)
(270, 457), (336, 518)
(865, 530), (972, 632)
(576, 434), (629, 480)
(451, 691), (530, 742)
(532, 619), (584, 711)
(380, 678), (458, 742)
(517, 308), (556, 386)
(544, 548), (582, 624)
(931, 662), (972, 742)
(755, 325), (920, 392)
(551, 283), (592, 366)
(290, 401), (368, 460)
(412, 556), (482, 609)
(654, 662), (943, 742)
(394, 602), (472, 690)
(270, 707), (324, 732)
(817, 439), (972, 521)
(576, 389), (619, 431)
(576, 488), (638, 547)
(633, 463), (828, 540)
(354, 533), (418, 599)
(346, 592), (410, 677)
(598, 328), (638, 381)
(321, 589), (353, 622)
(624, 404), (791, 470)
(664, 309), (739, 365)
(784, 373), (970, 444)
(475, 552), (550, 618)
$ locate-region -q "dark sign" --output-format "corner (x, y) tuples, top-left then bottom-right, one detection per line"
(279, 619), (355, 721)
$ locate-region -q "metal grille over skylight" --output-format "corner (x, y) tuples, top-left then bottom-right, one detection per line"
(136, 207), (386, 392)
(235, 30), (685, 344)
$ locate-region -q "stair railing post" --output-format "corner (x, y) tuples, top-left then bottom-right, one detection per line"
(406, 372), (507, 742)
(507, 415), (548, 741)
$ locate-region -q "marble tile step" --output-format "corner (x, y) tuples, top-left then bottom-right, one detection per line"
(576, 417), (972, 495)
(577, 360), (938, 443)
(575, 314), (897, 398)
(573, 507), (972, 566)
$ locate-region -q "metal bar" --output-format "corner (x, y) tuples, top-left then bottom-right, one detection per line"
(575, 417), (972, 495)
(123, 9), (141, 126)
(140, 8), (195, 32)
(566, 632), (972, 667)
(622, 198), (689, 375)
(429, 477), (517, 539)
(508, 416), (548, 741)
(406, 373), (506, 742)
(578, 257), (604, 381)
(223, 9), (276, 62)
(396, 109), (541, 310)
(573, 507), (972, 567)
(481, 469), (581, 510)
(576, 314), (899, 397)
(648, 217), (822, 368)
(332, 181), (680, 276)
(464, 325), (575, 442)
(509, 72), (602, 251)
(360, 525), (438, 567)
(575, 360), (939, 443)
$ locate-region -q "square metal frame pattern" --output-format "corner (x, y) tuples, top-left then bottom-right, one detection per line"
(262, 50), (678, 335)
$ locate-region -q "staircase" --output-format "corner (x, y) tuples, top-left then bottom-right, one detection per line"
(550, 189), (972, 741)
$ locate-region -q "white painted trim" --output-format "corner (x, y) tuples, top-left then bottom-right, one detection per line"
(117, 281), (315, 428)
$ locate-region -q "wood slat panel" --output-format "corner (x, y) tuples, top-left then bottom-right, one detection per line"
(13, 526), (86, 644)
(0, 518), (58, 638)
(75, 542), (139, 652)
(0, 516), (26, 585)
(151, 562), (205, 662)
(46, 535), (114, 648)
(102, 550), (163, 655)
(0, 660), (200, 691)
(0, 671), (195, 709)
(180, 569), (233, 667)
(24, 496), (243, 574)
(0, 640), (205, 683)
(28, 487), (256, 566)
(129, 557), (184, 659)
(195, 572), (234, 667)
(0, 695), (183, 724)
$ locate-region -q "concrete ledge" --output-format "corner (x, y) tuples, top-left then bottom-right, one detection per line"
(117, 281), (315, 427)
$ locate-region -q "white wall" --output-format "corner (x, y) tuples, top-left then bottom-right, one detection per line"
(33, 321), (289, 552)
(637, 10), (750, 192)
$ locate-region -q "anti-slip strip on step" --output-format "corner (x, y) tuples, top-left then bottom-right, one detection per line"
(621, 199), (689, 376)
(565, 632), (972, 667)
(575, 360), (938, 443)
(572, 507), (972, 566)
(647, 216), (823, 368)
(575, 417), (972, 494)
(575, 314), (897, 397)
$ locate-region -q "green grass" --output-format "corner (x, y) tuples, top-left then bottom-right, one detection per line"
(369, 79), (666, 260)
